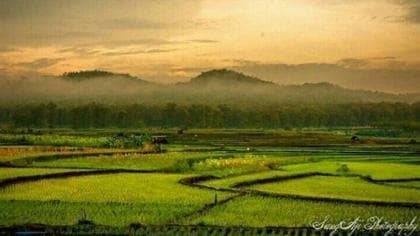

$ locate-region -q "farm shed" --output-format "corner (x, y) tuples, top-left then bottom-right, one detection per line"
(152, 136), (169, 144)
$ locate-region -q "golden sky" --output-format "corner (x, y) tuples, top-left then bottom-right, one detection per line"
(0, 0), (419, 84)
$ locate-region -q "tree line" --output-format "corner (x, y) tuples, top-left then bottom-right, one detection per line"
(0, 102), (419, 129)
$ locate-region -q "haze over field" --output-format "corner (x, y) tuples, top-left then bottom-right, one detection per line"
(1, 2), (420, 235)
(0, 69), (419, 105)
(0, 0), (420, 93)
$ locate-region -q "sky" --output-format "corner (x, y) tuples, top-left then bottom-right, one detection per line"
(0, 0), (419, 89)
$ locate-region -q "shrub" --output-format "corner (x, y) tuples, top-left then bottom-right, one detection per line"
(105, 133), (151, 149)
(336, 164), (349, 174)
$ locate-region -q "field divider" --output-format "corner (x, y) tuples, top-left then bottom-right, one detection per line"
(170, 193), (246, 224)
(0, 222), (398, 235)
(0, 169), (161, 189)
(175, 175), (246, 223)
(243, 188), (420, 209)
(221, 172), (420, 208)
(179, 173), (420, 209)
(366, 177), (420, 183)
(2, 150), (147, 167)
(231, 172), (338, 188)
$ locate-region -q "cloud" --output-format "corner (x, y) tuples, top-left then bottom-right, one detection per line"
(366, 56), (397, 60)
(394, 0), (420, 23)
(229, 58), (420, 93)
(15, 58), (64, 70)
(146, 49), (179, 53)
(405, 5), (420, 23)
(188, 39), (219, 43)
(94, 38), (219, 48)
(94, 39), (182, 48)
(171, 66), (213, 74)
(0, 1), (203, 46)
(223, 59), (261, 66)
(102, 48), (179, 56)
(103, 17), (173, 30)
(0, 46), (19, 53)
(337, 58), (369, 69)
(57, 47), (100, 56)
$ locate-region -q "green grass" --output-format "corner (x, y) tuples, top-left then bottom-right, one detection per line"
(0, 128), (419, 229)
(0, 173), (233, 225)
(0, 134), (109, 147)
(188, 195), (419, 227)
(0, 200), (195, 226)
(0, 168), (85, 181)
(283, 161), (420, 180)
(30, 152), (231, 171)
(0, 173), (231, 203)
(387, 181), (420, 189)
(203, 170), (291, 189)
(203, 161), (420, 189)
(191, 155), (311, 177)
(250, 176), (420, 203)
(0, 148), (130, 164)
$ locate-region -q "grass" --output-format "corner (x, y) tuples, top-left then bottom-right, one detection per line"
(0, 146), (87, 162)
(0, 134), (109, 147)
(387, 181), (420, 189)
(30, 152), (231, 171)
(0, 173), (231, 203)
(0, 146), (126, 162)
(203, 160), (420, 189)
(0, 173), (233, 225)
(188, 195), (420, 227)
(0, 128), (419, 230)
(0, 168), (85, 181)
(0, 200), (196, 226)
(250, 176), (420, 203)
(191, 155), (311, 177)
(203, 170), (296, 189)
(282, 161), (420, 180)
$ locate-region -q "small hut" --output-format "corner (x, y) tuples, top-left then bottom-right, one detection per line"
(177, 128), (186, 135)
(152, 136), (169, 144)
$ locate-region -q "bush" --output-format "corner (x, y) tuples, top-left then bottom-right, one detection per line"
(336, 164), (349, 174)
(105, 133), (151, 149)
(142, 143), (160, 153)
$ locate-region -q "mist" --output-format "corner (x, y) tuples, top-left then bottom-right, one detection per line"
(1, 69), (419, 106)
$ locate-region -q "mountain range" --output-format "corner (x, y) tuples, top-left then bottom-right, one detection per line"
(0, 69), (419, 105)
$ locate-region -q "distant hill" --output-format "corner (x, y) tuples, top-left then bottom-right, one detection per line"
(0, 68), (419, 105)
(61, 70), (149, 83)
(171, 69), (419, 104)
(182, 69), (273, 86)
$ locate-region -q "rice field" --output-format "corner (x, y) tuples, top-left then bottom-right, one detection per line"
(0, 168), (85, 181)
(202, 170), (291, 189)
(0, 146), (127, 163)
(188, 196), (420, 227)
(30, 152), (231, 171)
(249, 175), (420, 203)
(0, 173), (231, 203)
(282, 161), (420, 180)
(0, 200), (195, 226)
(0, 129), (418, 234)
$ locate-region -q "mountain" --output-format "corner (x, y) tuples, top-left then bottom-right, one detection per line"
(182, 69), (273, 86)
(61, 70), (149, 84)
(0, 68), (418, 105)
(232, 63), (420, 93)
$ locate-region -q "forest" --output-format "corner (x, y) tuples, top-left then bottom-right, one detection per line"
(1, 102), (419, 129)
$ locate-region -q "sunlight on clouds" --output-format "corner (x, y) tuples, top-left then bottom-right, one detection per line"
(0, 0), (418, 83)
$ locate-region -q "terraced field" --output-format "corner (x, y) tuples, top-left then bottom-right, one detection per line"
(250, 176), (420, 203)
(188, 196), (419, 227)
(0, 129), (418, 235)
(0, 173), (234, 225)
(0, 168), (86, 181)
